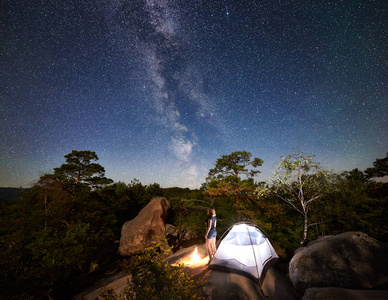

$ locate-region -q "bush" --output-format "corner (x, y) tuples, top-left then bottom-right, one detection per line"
(100, 240), (206, 300)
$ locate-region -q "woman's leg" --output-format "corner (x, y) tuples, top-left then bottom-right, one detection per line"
(211, 237), (217, 256)
(206, 238), (212, 261)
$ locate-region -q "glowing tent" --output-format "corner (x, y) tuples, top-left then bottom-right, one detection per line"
(209, 222), (278, 284)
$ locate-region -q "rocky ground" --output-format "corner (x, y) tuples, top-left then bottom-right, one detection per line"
(74, 243), (298, 300)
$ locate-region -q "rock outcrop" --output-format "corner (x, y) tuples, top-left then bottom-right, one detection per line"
(289, 231), (388, 294)
(118, 197), (170, 256)
(204, 263), (298, 300)
(302, 287), (388, 300)
(72, 271), (131, 300)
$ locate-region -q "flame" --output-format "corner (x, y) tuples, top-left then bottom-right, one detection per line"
(172, 246), (208, 267)
(190, 247), (201, 264)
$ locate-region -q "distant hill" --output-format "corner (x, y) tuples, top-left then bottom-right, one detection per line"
(0, 187), (28, 202)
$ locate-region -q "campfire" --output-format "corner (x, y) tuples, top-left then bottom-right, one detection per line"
(172, 246), (208, 267)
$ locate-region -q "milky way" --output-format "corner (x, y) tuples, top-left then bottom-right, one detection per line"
(1, 0), (387, 188)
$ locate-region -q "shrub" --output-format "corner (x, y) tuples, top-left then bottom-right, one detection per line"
(100, 240), (206, 300)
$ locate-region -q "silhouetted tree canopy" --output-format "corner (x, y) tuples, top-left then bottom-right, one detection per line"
(365, 152), (388, 178)
(204, 151), (263, 221)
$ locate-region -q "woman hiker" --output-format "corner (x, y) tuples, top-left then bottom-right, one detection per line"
(205, 207), (217, 263)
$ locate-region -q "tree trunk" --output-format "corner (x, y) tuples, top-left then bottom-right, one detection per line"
(236, 192), (242, 222)
(178, 199), (182, 243)
(301, 216), (308, 246)
(44, 189), (48, 229)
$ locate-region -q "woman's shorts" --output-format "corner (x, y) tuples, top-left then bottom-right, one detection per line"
(207, 228), (217, 239)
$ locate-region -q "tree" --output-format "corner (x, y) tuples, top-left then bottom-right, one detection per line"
(54, 150), (113, 188)
(0, 151), (117, 298)
(365, 152), (388, 179)
(204, 151), (263, 220)
(37, 150), (113, 199)
(266, 151), (333, 246)
(343, 168), (368, 184)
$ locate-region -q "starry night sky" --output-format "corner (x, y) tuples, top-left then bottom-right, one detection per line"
(1, 0), (388, 188)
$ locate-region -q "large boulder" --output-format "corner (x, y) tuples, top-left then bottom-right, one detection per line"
(118, 197), (170, 256)
(302, 287), (388, 300)
(204, 264), (298, 300)
(289, 232), (388, 294)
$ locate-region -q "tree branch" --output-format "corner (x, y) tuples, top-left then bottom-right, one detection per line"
(307, 220), (332, 228)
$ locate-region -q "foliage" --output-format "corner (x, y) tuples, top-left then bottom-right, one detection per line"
(250, 188), (300, 256)
(162, 188), (207, 241)
(99, 288), (121, 300)
(176, 198), (212, 239)
(54, 150), (113, 188)
(204, 151), (263, 220)
(102, 179), (164, 228)
(0, 151), (154, 299)
(163, 187), (204, 203)
(257, 163), (388, 251)
(37, 150), (113, 202)
(319, 171), (388, 241)
(365, 152), (388, 178)
(262, 151), (334, 245)
(0, 186), (118, 298)
(207, 151), (263, 180)
(173, 196), (241, 243)
(99, 240), (206, 300)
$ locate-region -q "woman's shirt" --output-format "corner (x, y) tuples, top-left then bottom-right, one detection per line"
(208, 215), (216, 230)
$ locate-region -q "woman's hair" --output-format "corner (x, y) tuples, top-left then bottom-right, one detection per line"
(208, 207), (215, 216)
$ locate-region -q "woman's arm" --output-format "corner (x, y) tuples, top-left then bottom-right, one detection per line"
(205, 219), (211, 237)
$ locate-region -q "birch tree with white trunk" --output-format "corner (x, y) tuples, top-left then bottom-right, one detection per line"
(268, 151), (333, 246)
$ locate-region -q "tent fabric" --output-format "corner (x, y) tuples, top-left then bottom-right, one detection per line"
(209, 222), (278, 283)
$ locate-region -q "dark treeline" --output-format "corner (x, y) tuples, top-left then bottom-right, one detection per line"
(0, 150), (387, 299)
(0, 187), (30, 202)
